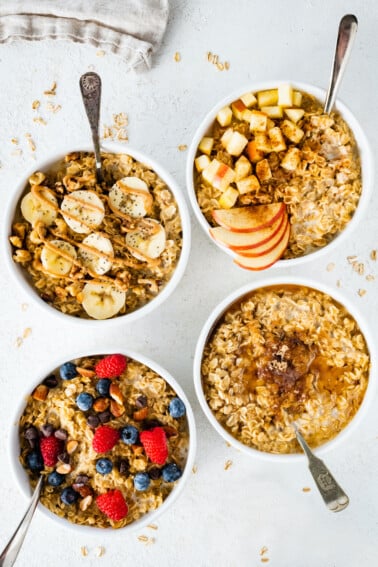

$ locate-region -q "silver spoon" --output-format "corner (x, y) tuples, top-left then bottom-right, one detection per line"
(0, 476), (43, 567)
(323, 14), (358, 114)
(293, 423), (349, 512)
(79, 72), (103, 183)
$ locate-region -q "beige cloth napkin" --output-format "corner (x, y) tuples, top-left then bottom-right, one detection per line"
(0, 0), (169, 70)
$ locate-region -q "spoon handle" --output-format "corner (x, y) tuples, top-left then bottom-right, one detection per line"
(0, 476), (43, 567)
(295, 428), (349, 513)
(79, 72), (103, 182)
(323, 14), (358, 114)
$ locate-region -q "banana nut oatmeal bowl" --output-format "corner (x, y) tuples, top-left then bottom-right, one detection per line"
(187, 81), (373, 270)
(194, 278), (375, 460)
(13, 351), (196, 532)
(6, 144), (190, 323)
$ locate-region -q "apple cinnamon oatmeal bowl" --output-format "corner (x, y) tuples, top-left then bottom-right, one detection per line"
(5, 143), (190, 324)
(186, 81), (373, 270)
(194, 277), (376, 461)
(11, 350), (196, 533)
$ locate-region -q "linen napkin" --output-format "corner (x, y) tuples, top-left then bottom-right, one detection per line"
(0, 0), (169, 70)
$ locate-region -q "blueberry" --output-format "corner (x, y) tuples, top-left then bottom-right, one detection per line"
(60, 362), (77, 380)
(47, 471), (65, 486)
(162, 463), (182, 482)
(134, 472), (150, 491)
(96, 458), (113, 475)
(168, 397), (186, 418)
(26, 450), (43, 472)
(96, 378), (111, 396)
(61, 487), (78, 505)
(76, 392), (94, 411)
(120, 425), (139, 445)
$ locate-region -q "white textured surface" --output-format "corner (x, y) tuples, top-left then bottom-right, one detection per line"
(0, 1), (378, 566)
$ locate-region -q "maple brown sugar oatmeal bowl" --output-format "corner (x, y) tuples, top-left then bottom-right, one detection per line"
(194, 277), (376, 461)
(11, 351), (196, 532)
(186, 81), (373, 270)
(5, 143), (190, 324)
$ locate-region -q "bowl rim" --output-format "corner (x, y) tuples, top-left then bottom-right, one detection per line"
(3, 141), (191, 326)
(9, 347), (197, 535)
(186, 79), (374, 269)
(193, 275), (376, 462)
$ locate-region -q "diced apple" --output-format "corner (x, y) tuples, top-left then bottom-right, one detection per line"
(238, 215), (288, 257)
(281, 147), (301, 171)
(255, 159), (272, 182)
(216, 106), (233, 127)
(284, 108), (305, 123)
(199, 136), (214, 155)
(231, 99), (247, 120)
(240, 92), (257, 108)
(226, 131), (248, 156)
(246, 140), (265, 163)
(293, 91), (303, 107)
(202, 159), (235, 192)
(234, 222), (290, 270)
(195, 154), (211, 172)
(241, 108), (253, 122)
(221, 128), (234, 147)
(281, 120), (304, 144)
(210, 209), (285, 251)
(278, 84), (293, 107)
(249, 110), (268, 132)
(236, 175), (260, 195)
(257, 89), (278, 107)
(254, 133), (272, 153)
(268, 127), (286, 152)
(218, 187), (239, 209)
(235, 155), (252, 181)
(212, 202), (285, 233)
(260, 106), (283, 119)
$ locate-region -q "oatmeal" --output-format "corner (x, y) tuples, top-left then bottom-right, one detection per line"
(201, 285), (369, 454)
(19, 353), (190, 528)
(194, 85), (362, 259)
(10, 152), (182, 319)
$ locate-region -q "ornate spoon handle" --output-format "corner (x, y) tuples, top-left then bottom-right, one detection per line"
(79, 72), (103, 182)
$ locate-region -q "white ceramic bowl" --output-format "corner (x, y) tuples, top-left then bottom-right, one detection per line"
(10, 348), (196, 534)
(4, 142), (191, 326)
(186, 80), (373, 269)
(194, 276), (376, 462)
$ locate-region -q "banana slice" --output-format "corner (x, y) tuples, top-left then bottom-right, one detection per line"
(79, 233), (114, 275)
(108, 176), (152, 218)
(20, 190), (58, 227)
(61, 190), (105, 234)
(81, 282), (125, 320)
(125, 219), (166, 260)
(40, 239), (77, 277)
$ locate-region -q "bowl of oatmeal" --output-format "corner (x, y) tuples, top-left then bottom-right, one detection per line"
(194, 277), (375, 461)
(5, 142), (190, 324)
(11, 349), (196, 533)
(186, 81), (373, 270)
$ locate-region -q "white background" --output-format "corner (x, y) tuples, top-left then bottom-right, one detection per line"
(1, 1), (378, 566)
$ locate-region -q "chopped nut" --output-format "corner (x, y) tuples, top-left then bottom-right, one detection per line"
(32, 384), (49, 401)
(109, 383), (124, 404)
(76, 367), (96, 378)
(93, 398), (110, 412)
(224, 459), (233, 470)
(133, 407), (148, 420)
(110, 399), (125, 417)
(56, 463), (72, 474)
(174, 51), (181, 62)
(80, 495), (93, 512)
(66, 440), (78, 454)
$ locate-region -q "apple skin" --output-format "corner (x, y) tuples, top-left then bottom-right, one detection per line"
(237, 215), (288, 257)
(234, 222), (290, 270)
(212, 202), (285, 233)
(210, 209), (285, 251)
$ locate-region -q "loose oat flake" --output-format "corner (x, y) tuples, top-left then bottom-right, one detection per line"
(80, 546), (88, 557)
(95, 546), (105, 557)
(178, 144), (187, 151)
(174, 52), (181, 62)
(224, 459), (233, 470)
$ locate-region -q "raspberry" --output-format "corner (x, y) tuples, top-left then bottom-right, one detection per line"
(40, 436), (63, 467)
(95, 354), (127, 378)
(140, 427), (168, 465)
(92, 425), (120, 453)
(96, 489), (128, 521)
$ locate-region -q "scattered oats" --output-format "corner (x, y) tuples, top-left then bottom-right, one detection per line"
(358, 289), (367, 297)
(224, 61), (230, 70)
(336, 279), (342, 287)
(326, 262), (335, 272)
(32, 100), (40, 110)
(261, 559), (270, 563)
(116, 129), (128, 142)
(47, 102), (62, 113)
(96, 50), (106, 57)
(23, 327), (32, 339)
(352, 262), (365, 275)
(207, 51), (229, 71)
(138, 535), (149, 543)
(217, 62), (224, 71)
(366, 274), (375, 281)
(174, 51), (181, 62)
(102, 113), (128, 142)
(33, 117), (47, 125)
(207, 51), (212, 61)
(226, 442), (231, 447)
(103, 126), (112, 139)
(95, 546), (105, 557)
(178, 144), (187, 151)
(80, 546), (88, 557)
(26, 137), (36, 152)
(65, 383), (77, 397)
(147, 524), (158, 530)
(192, 464), (198, 474)
(11, 138), (19, 145)
(347, 255), (357, 264)
(224, 459), (233, 470)
(11, 149), (23, 157)
(21, 303), (29, 311)
(260, 547), (268, 556)
(370, 250), (377, 261)
(15, 337), (23, 348)
(88, 64), (95, 71)
(44, 81), (57, 96)
(302, 487), (311, 492)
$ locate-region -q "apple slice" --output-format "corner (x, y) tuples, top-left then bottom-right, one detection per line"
(234, 222), (290, 270)
(210, 209), (285, 250)
(212, 202), (285, 233)
(237, 215), (288, 257)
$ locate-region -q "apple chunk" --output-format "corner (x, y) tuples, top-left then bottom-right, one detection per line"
(234, 222), (290, 270)
(212, 202), (285, 233)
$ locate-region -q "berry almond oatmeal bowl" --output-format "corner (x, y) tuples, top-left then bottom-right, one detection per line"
(11, 350), (196, 533)
(194, 277), (376, 462)
(4, 142), (190, 325)
(186, 81), (373, 270)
